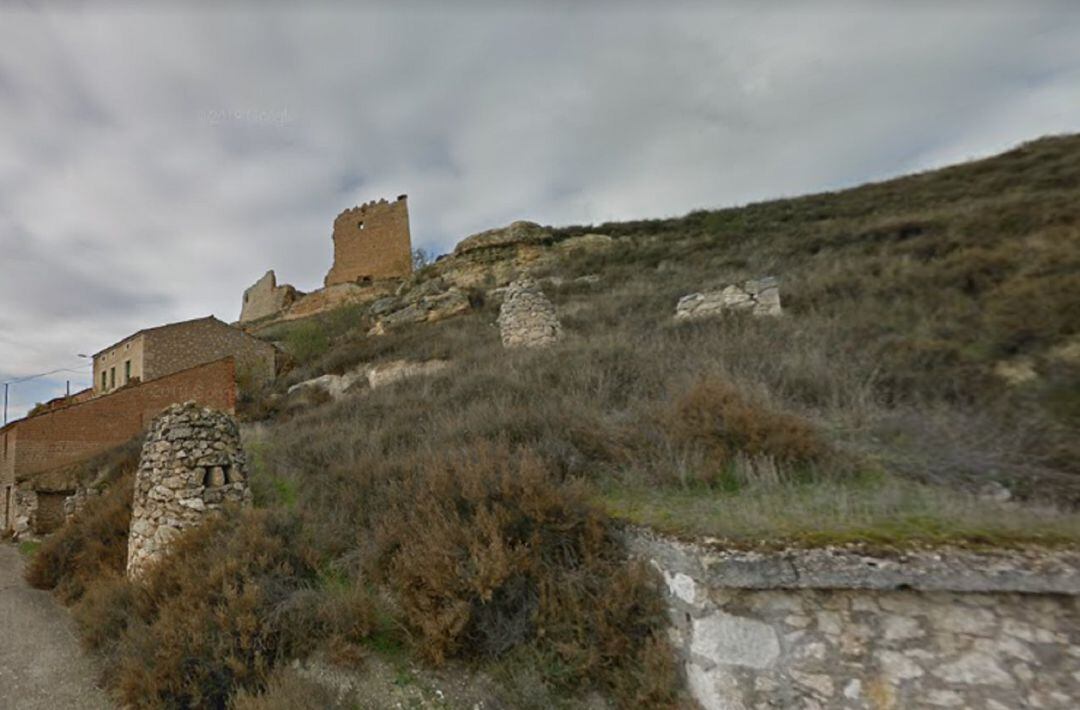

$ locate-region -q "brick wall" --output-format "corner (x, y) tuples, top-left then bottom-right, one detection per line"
(142, 318), (276, 388)
(9, 357), (236, 484)
(324, 195), (413, 286)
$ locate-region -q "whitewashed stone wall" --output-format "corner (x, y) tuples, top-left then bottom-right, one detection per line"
(676, 277), (782, 320)
(628, 531), (1080, 710)
(12, 487), (36, 539)
(127, 402), (251, 579)
(496, 278), (563, 348)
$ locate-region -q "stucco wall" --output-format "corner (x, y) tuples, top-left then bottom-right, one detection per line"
(93, 334), (145, 395)
(629, 531), (1080, 710)
(324, 195), (412, 286)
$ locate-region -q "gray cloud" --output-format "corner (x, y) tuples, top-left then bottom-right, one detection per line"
(1, 1), (1079, 418)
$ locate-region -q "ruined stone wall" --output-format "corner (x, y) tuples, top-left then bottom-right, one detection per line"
(239, 270), (299, 323)
(142, 318), (276, 388)
(127, 403), (251, 579)
(9, 358), (237, 484)
(629, 531), (1080, 710)
(324, 195), (412, 286)
(675, 277), (782, 321)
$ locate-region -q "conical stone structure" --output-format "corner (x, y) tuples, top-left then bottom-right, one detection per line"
(127, 402), (251, 579)
(496, 278), (563, 348)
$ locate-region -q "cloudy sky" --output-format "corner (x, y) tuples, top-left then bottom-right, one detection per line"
(1, 1), (1078, 420)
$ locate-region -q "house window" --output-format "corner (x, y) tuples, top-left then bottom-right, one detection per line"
(109, 367), (116, 389)
(101, 371), (108, 391)
(125, 360), (132, 384)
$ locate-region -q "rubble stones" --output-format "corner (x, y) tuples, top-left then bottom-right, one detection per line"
(126, 402), (251, 579)
(496, 278), (563, 348)
(675, 276), (783, 320)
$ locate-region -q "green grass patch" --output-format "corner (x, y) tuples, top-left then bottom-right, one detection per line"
(18, 540), (40, 558)
(599, 473), (1080, 550)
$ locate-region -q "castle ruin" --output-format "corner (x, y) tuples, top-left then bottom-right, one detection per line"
(239, 270), (299, 323)
(324, 195), (413, 287)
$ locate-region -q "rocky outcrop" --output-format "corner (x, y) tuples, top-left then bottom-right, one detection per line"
(675, 277), (782, 320)
(453, 221), (551, 256)
(366, 279), (471, 335)
(127, 403), (251, 579)
(366, 359), (450, 389)
(554, 233), (613, 254)
(287, 359), (451, 402)
(628, 530), (1080, 710)
(497, 279), (563, 348)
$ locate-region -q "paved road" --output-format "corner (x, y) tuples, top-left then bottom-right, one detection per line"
(0, 544), (112, 709)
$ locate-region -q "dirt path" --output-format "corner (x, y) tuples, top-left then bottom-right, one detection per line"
(0, 544), (112, 709)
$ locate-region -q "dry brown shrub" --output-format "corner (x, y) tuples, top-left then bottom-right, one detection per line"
(74, 509), (343, 710)
(669, 377), (828, 470)
(25, 471), (135, 602)
(374, 443), (679, 706)
(230, 666), (347, 710)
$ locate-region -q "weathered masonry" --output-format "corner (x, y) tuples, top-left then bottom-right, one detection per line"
(127, 403), (251, 579)
(630, 531), (1080, 710)
(324, 195), (412, 286)
(0, 358), (237, 534)
(239, 270), (299, 323)
(93, 316), (276, 396)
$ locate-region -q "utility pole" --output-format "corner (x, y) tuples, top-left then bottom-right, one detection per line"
(3, 365), (89, 426)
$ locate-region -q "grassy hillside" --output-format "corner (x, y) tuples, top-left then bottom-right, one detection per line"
(27, 134), (1080, 709)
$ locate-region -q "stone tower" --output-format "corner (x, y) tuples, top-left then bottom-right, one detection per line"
(127, 402), (251, 579)
(324, 195), (413, 287)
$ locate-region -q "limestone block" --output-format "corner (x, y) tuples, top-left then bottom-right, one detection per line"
(690, 612), (780, 669)
(675, 277), (783, 321)
(366, 359), (450, 389)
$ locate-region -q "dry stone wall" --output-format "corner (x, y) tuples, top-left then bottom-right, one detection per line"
(629, 531), (1080, 710)
(496, 278), (563, 348)
(676, 277), (782, 320)
(127, 402), (251, 579)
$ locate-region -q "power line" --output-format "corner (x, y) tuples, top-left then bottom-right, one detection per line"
(3, 365), (92, 426)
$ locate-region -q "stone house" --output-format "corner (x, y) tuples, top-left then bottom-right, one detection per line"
(92, 316), (276, 396)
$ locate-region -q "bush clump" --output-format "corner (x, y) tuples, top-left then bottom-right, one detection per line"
(668, 377), (829, 471)
(73, 509), (342, 710)
(375, 443), (680, 707)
